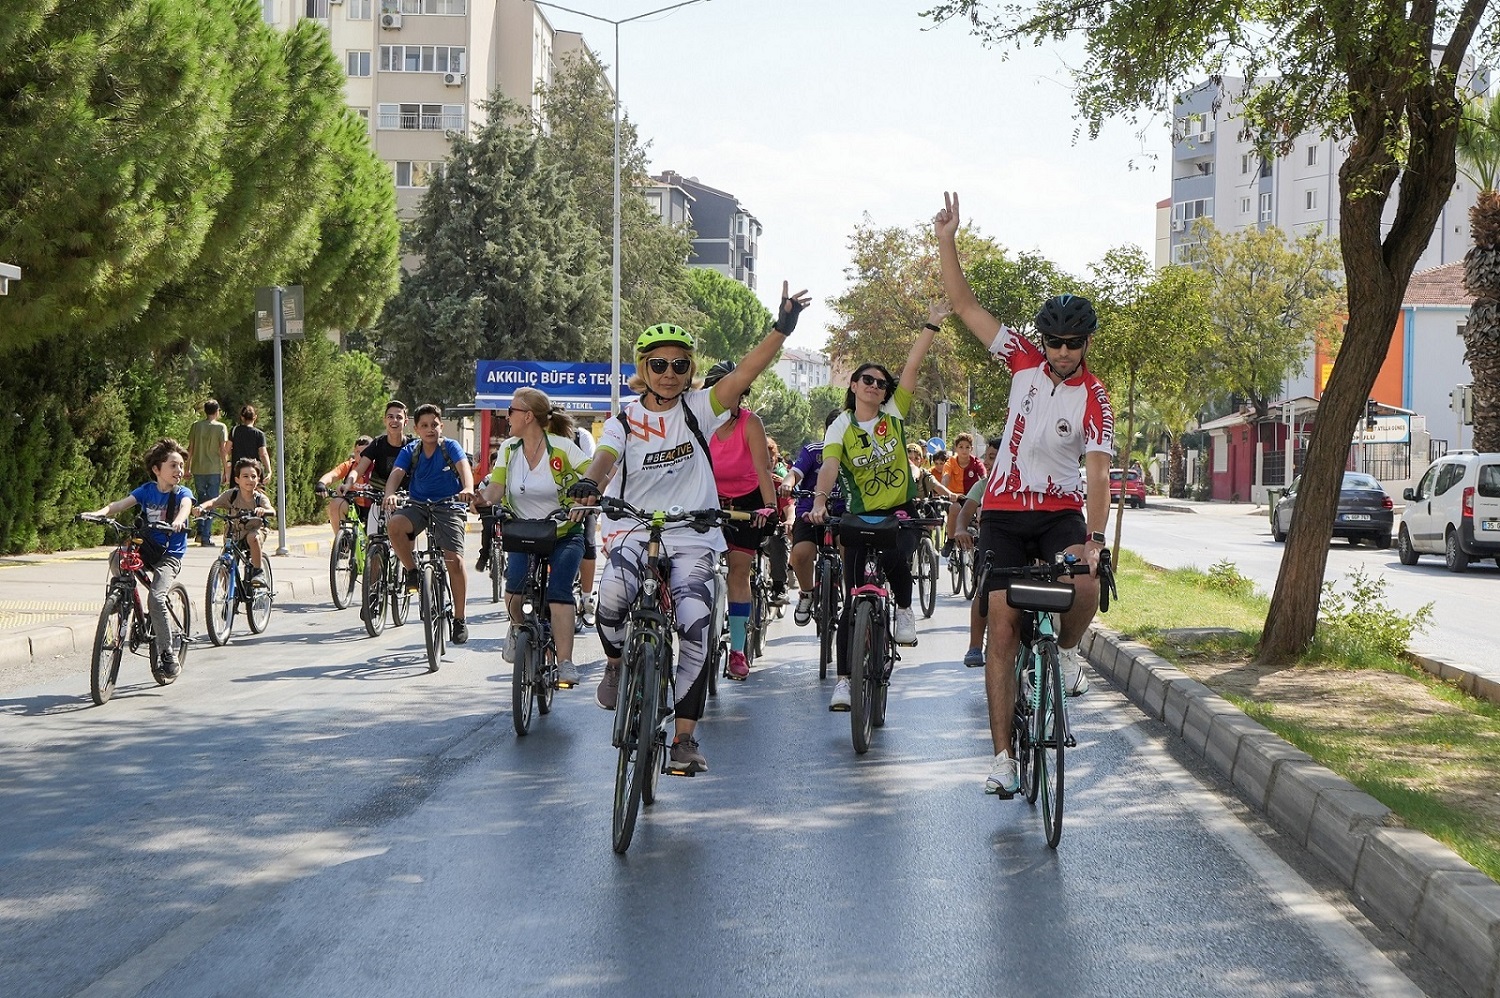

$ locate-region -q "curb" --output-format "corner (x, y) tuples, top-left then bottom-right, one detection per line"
(1083, 626), (1500, 997)
(1408, 651), (1500, 710)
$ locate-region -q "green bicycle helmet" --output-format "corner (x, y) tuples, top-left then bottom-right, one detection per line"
(635, 323), (695, 355)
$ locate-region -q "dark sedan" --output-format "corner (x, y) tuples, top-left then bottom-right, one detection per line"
(1270, 472), (1394, 547)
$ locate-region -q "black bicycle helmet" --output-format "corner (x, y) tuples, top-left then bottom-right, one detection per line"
(702, 359), (737, 389)
(1034, 294), (1098, 336)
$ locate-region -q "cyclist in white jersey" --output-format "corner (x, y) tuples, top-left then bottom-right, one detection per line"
(936, 191), (1114, 797)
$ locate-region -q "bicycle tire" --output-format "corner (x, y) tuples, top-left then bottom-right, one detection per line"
(754, 579), (769, 658)
(949, 546), (965, 595)
(708, 638), (723, 697)
(90, 591), (128, 705)
(816, 557), (837, 681)
(1037, 639), (1066, 848)
(489, 547), (504, 604)
(390, 566), (412, 627)
(205, 559), (235, 647)
(420, 564), (441, 673)
(537, 636), (556, 715)
(961, 545), (978, 600)
(246, 559), (273, 634)
(849, 601), (878, 754)
(330, 529), (357, 610)
(1015, 646), (1038, 804)
(612, 639), (657, 854)
(149, 584), (191, 686)
(918, 540), (937, 618)
(511, 626), (536, 735)
(362, 544), (387, 637)
(872, 617), (890, 729)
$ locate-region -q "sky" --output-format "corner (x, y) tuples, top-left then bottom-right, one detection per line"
(533, 0), (1174, 353)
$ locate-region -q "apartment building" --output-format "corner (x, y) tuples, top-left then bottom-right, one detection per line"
(260, 0), (600, 216)
(774, 348), (831, 393)
(649, 171), (761, 291)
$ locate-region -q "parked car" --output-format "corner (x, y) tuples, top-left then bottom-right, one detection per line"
(1270, 471), (1394, 547)
(1398, 450), (1500, 572)
(1110, 469), (1146, 508)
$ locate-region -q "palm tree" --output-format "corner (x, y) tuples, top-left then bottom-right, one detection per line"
(1456, 94), (1500, 451)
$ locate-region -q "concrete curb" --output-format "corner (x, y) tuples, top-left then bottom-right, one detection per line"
(1408, 651), (1500, 710)
(1083, 626), (1500, 998)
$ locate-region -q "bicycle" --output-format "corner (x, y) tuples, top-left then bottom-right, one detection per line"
(404, 498), (464, 674)
(596, 497), (746, 854)
(320, 484), (368, 610)
(912, 497), (943, 618)
(497, 508), (570, 735)
(201, 510), (276, 646)
(76, 514), (192, 705)
(743, 538), (774, 669)
(477, 505), (507, 605)
(984, 549), (1116, 848)
(949, 519), (978, 599)
(790, 489), (842, 681)
(830, 510), (941, 755)
(359, 493), (413, 638)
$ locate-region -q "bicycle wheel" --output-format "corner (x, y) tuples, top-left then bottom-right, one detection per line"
(89, 591), (129, 705)
(420, 564), (441, 672)
(872, 628), (890, 729)
(167, 584), (191, 667)
(205, 559), (235, 647)
(362, 544), (387, 637)
(489, 547), (504, 604)
(390, 560), (413, 627)
(917, 539), (937, 618)
(247, 559), (273, 634)
(537, 638), (556, 715)
(949, 546), (964, 595)
(612, 641), (659, 854)
(961, 545), (979, 600)
(753, 580), (769, 658)
(330, 529), (357, 610)
(816, 557), (837, 681)
(1015, 646), (1037, 804)
(511, 626), (535, 735)
(1036, 639), (1066, 848)
(849, 601), (879, 754)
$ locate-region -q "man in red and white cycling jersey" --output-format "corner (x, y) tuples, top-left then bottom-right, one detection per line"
(935, 191), (1114, 798)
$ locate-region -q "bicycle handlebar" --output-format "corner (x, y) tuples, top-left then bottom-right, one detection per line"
(597, 496), (750, 530)
(76, 513), (182, 535)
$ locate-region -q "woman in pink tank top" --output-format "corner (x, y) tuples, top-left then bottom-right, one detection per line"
(704, 361), (777, 680)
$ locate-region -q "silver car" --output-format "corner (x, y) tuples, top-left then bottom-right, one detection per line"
(1271, 472), (1394, 548)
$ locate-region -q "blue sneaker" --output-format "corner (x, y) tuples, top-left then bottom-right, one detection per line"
(963, 647), (984, 668)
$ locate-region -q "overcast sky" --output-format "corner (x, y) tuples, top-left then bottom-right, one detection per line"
(534, 0), (1173, 353)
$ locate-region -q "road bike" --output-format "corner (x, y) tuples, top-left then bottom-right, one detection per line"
(320, 484), (370, 610)
(597, 497), (746, 854)
(201, 510), (276, 646)
(76, 514), (192, 705)
(984, 549), (1116, 848)
(402, 498), (464, 674)
(831, 510), (941, 754)
(497, 508), (571, 735)
(360, 495), (412, 638)
(912, 497), (943, 618)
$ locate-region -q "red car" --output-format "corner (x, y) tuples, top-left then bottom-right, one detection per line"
(1110, 469), (1146, 508)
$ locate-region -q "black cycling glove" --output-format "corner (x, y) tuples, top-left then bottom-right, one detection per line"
(567, 477), (600, 500)
(773, 291), (806, 335)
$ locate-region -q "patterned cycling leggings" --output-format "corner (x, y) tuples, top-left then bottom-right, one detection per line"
(596, 543), (717, 722)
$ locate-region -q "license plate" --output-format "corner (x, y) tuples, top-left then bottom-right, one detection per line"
(1483, 519), (1500, 531)
(1342, 513), (1370, 521)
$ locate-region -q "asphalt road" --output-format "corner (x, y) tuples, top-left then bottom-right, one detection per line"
(0, 551), (1464, 997)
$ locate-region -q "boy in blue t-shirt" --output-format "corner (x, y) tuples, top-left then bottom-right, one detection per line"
(83, 438), (195, 677)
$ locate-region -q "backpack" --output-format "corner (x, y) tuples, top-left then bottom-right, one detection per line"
(134, 489), (181, 569)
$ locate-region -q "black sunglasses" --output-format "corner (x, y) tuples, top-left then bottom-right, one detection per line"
(1042, 333), (1089, 351)
(856, 373), (889, 390)
(646, 357), (692, 375)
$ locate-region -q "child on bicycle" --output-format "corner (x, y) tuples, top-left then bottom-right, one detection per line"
(83, 438), (194, 678)
(316, 436), (372, 535)
(196, 458), (277, 579)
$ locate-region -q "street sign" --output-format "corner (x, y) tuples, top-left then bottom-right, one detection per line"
(254, 286), (305, 342)
(474, 360), (636, 412)
(927, 436), (944, 455)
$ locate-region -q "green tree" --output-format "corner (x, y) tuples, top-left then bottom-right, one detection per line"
(1457, 92), (1500, 451)
(379, 96), (605, 406)
(687, 268), (774, 359)
(927, 0), (1478, 663)
(749, 370), (813, 454)
(807, 385), (845, 434)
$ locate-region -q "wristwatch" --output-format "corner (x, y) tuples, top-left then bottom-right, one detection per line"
(1089, 531), (1106, 544)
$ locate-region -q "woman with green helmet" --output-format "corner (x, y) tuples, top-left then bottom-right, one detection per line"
(569, 283), (810, 775)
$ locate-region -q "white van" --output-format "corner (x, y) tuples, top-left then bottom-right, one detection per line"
(1399, 451), (1500, 572)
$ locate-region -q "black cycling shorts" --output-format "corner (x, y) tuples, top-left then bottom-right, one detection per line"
(721, 488), (773, 553)
(978, 509), (1086, 592)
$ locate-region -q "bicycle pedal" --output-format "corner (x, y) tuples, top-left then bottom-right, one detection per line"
(985, 785), (1017, 800)
(1064, 735), (1077, 748)
(666, 766), (698, 777)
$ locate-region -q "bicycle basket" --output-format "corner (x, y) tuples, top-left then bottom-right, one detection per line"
(1006, 582), (1075, 613)
(837, 514), (900, 548)
(500, 518), (558, 556)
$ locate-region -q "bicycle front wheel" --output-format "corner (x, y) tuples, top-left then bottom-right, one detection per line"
(205, 559), (235, 647)
(362, 544), (387, 637)
(390, 560), (413, 627)
(949, 547), (965, 595)
(330, 529), (357, 610)
(961, 546), (979, 600)
(752, 578), (769, 658)
(511, 626), (536, 735)
(420, 564), (442, 673)
(612, 640), (660, 854)
(537, 636), (556, 715)
(917, 539), (937, 618)
(1014, 646), (1037, 804)
(816, 557), (837, 681)
(246, 559), (273, 634)
(1036, 639), (1066, 848)
(849, 601), (879, 754)
(90, 591), (129, 706)
(489, 547), (504, 604)
(167, 584), (191, 668)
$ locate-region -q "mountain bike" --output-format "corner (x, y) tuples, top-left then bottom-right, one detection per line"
(360, 495), (412, 638)
(76, 514), (192, 705)
(598, 497), (746, 854)
(912, 497), (942, 618)
(403, 498), (463, 674)
(497, 508), (571, 735)
(985, 549), (1116, 848)
(201, 510), (276, 646)
(320, 484), (370, 610)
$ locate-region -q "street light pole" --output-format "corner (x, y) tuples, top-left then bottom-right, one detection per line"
(530, 0), (712, 412)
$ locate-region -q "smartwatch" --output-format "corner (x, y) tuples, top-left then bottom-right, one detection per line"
(1089, 531), (1106, 544)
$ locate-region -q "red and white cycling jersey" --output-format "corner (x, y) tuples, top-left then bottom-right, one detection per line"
(982, 325), (1114, 513)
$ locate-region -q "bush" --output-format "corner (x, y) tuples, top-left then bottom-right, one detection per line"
(1315, 567), (1434, 661)
(1203, 558), (1256, 599)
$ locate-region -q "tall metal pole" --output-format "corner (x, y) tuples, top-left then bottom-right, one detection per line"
(611, 22), (622, 411)
(271, 286), (289, 556)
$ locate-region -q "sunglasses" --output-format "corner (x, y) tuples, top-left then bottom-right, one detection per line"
(1042, 333), (1089, 351)
(856, 373), (889, 390)
(646, 357), (692, 375)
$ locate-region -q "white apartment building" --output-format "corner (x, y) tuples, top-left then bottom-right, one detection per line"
(774, 348), (831, 393)
(260, 0), (600, 217)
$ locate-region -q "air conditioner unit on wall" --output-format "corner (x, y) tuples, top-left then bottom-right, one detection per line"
(442, 72), (464, 86)
(1171, 218), (1186, 232)
(380, 12), (401, 28)
(329, 0), (343, 5)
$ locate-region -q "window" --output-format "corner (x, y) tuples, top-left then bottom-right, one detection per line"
(377, 103), (463, 131)
(1241, 153), (1252, 175)
(1240, 197), (1252, 214)
(1307, 145), (1318, 166)
(393, 161), (445, 187)
(354, 107), (370, 121)
(1260, 192), (1273, 221)
(1435, 462), (1463, 497)
(1305, 189), (1318, 210)
(305, 0), (330, 17)
(379, 45), (465, 73)
(384, 0), (466, 12)
(346, 51), (371, 77)
(348, 0), (372, 17)
(262, 0), (277, 22)
(1478, 464), (1500, 499)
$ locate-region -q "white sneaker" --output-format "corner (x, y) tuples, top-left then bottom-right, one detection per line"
(582, 593), (597, 623)
(986, 752), (1021, 796)
(793, 591), (814, 626)
(1061, 646), (1089, 697)
(829, 678), (852, 711)
(892, 606), (917, 645)
(556, 659), (579, 687)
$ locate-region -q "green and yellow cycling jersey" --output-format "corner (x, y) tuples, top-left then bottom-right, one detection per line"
(822, 386), (916, 514)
